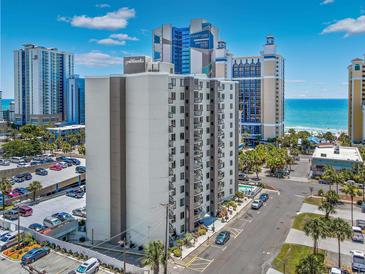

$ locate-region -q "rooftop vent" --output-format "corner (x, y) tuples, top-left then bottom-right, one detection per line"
(334, 146), (340, 154)
(321, 153), (327, 158)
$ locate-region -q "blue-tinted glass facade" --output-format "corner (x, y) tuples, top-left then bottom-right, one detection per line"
(232, 60), (262, 137)
(172, 27), (190, 74)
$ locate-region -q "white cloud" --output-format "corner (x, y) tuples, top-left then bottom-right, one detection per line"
(321, 0), (334, 5)
(62, 7), (135, 30)
(75, 51), (123, 67)
(95, 3), (110, 8)
(110, 33), (138, 41)
(90, 33), (138, 46)
(322, 15), (365, 36)
(57, 15), (70, 23)
(286, 80), (306, 84)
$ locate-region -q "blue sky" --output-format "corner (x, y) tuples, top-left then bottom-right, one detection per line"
(1, 0), (365, 99)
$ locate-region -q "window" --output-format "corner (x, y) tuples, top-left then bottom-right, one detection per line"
(206, 161), (210, 168)
(206, 127), (210, 134)
(206, 194), (210, 201)
(230, 132), (233, 138)
(230, 151), (233, 156)
(180, 224), (185, 233)
(230, 94), (233, 99)
(180, 119), (185, 127)
(206, 206), (210, 213)
(180, 146), (184, 153)
(180, 185), (184, 193)
(206, 93), (210, 100)
(230, 170), (233, 175)
(230, 103), (233, 109)
(230, 141), (233, 147)
(230, 84), (233, 90)
(230, 189), (233, 195)
(171, 134), (176, 141)
(206, 172), (209, 179)
(230, 122), (233, 128)
(230, 179), (233, 185)
(180, 79), (184, 87)
(180, 132), (184, 140)
(171, 78), (176, 87)
(206, 116), (209, 123)
(206, 184), (209, 190)
(171, 105), (176, 113)
(180, 106), (185, 113)
(230, 113), (233, 119)
(171, 93), (176, 100)
(180, 198), (184, 207)
(180, 159), (184, 167)
(180, 172), (185, 180)
(230, 160), (233, 166)
(180, 211), (185, 219)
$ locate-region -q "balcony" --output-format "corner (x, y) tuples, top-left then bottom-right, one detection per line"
(168, 140), (174, 148)
(194, 97), (203, 103)
(169, 198), (176, 210)
(168, 126), (174, 133)
(194, 199), (203, 208)
(169, 188), (176, 196)
(194, 160), (203, 170)
(194, 185), (203, 195)
(194, 207), (203, 220)
(218, 181), (224, 191)
(193, 145), (202, 152)
(169, 209), (175, 220)
(218, 119), (224, 125)
(194, 110), (203, 117)
(169, 223), (176, 234)
(193, 120), (203, 129)
(194, 128), (203, 135)
(194, 150), (203, 158)
(169, 174), (176, 184)
(194, 173), (203, 182)
(168, 112), (174, 119)
(217, 107), (224, 113)
(217, 129), (224, 137)
(217, 152), (224, 158)
(218, 141), (224, 148)
(217, 171), (224, 180)
(169, 168), (174, 176)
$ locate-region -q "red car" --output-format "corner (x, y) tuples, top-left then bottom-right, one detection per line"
(50, 164), (63, 171)
(8, 192), (21, 198)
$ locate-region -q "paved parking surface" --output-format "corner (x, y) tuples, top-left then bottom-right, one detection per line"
(0, 250), (109, 274)
(0, 194), (85, 227)
(12, 158), (86, 190)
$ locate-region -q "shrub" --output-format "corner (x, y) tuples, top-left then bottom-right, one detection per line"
(172, 247), (182, 257)
(317, 189), (324, 197)
(176, 239), (184, 248)
(61, 248), (67, 253)
(197, 228), (206, 236)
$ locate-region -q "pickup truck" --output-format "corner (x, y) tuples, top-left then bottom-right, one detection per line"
(352, 226), (364, 243)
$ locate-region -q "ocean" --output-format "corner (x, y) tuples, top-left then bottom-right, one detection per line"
(1, 98), (348, 132)
(284, 98), (348, 133)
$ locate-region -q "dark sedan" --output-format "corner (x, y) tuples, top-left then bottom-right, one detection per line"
(215, 231), (231, 245)
(28, 223), (46, 232)
(35, 168), (48, 176)
(21, 247), (50, 265)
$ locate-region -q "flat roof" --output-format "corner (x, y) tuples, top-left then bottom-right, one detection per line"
(47, 124), (85, 131)
(312, 146), (363, 162)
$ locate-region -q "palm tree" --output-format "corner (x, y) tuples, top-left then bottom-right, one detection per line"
(142, 240), (165, 274)
(28, 181), (42, 202)
(319, 190), (339, 219)
(0, 178), (12, 210)
(78, 144), (86, 156)
(342, 182), (361, 225)
(296, 254), (325, 274)
(303, 218), (328, 254)
(330, 218), (352, 268)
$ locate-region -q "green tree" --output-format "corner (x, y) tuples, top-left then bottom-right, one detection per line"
(78, 144), (86, 155)
(303, 218), (328, 254)
(342, 182), (361, 225)
(323, 131), (336, 142)
(142, 240), (165, 274)
(61, 142), (72, 154)
(338, 133), (352, 146)
(28, 181), (42, 202)
(296, 253), (326, 274)
(319, 190), (339, 219)
(0, 178), (12, 210)
(321, 166), (343, 193)
(329, 218), (352, 268)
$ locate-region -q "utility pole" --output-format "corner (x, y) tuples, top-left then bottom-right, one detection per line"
(161, 203), (169, 274)
(123, 233), (127, 274)
(17, 210), (20, 245)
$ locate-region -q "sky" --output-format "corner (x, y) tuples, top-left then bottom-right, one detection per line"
(1, 0), (365, 99)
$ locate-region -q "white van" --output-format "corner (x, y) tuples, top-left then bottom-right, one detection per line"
(43, 216), (62, 228)
(75, 258), (100, 274)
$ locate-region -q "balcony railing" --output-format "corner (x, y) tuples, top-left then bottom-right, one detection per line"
(217, 171), (224, 180)
(194, 110), (203, 117)
(194, 186), (203, 195)
(169, 199), (176, 210)
(218, 142), (224, 148)
(217, 152), (224, 158)
(194, 97), (202, 103)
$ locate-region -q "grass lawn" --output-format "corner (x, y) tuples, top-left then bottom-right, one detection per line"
(292, 213), (322, 231)
(303, 196), (322, 206)
(272, 244), (325, 274)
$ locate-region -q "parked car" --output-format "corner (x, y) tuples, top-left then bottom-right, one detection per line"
(238, 172), (249, 181)
(215, 231), (231, 245)
(0, 232), (19, 251)
(72, 207), (86, 218)
(43, 216), (62, 228)
(69, 158), (81, 166)
(356, 219), (365, 230)
(21, 247), (50, 265)
(28, 223), (45, 232)
(259, 193), (269, 202)
(30, 160), (42, 166)
(75, 166), (86, 174)
(10, 157), (24, 163)
(13, 187), (29, 195)
(66, 189), (85, 199)
(251, 199), (263, 210)
(52, 212), (75, 222)
(75, 258), (100, 274)
(7, 191), (21, 198)
(11, 174), (25, 183)
(58, 162), (69, 168)
(35, 168), (48, 176)
(3, 209), (19, 220)
(18, 205), (33, 217)
(17, 162), (28, 168)
(62, 158), (74, 166)
(329, 268), (350, 274)
(14, 172), (32, 181)
(352, 226), (364, 243)
(352, 250), (365, 272)
(0, 159), (10, 166)
(56, 156), (67, 162)
(50, 164), (63, 171)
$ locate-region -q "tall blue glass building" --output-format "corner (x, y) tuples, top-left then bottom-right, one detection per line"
(65, 75), (85, 125)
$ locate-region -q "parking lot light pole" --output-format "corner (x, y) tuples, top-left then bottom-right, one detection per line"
(17, 211), (20, 246)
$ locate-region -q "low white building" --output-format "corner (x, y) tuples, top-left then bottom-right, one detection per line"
(311, 145), (363, 177)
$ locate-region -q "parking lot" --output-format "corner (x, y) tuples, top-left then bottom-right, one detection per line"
(0, 249), (109, 274)
(0, 194), (85, 228)
(12, 158), (86, 190)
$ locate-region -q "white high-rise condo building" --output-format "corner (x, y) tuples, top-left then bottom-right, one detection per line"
(86, 57), (239, 245)
(14, 44), (74, 125)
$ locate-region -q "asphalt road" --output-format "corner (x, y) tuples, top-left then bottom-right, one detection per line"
(172, 160), (330, 274)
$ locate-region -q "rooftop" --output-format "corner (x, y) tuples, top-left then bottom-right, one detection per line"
(312, 145), (363, 162)
(47, 124), (85, 131)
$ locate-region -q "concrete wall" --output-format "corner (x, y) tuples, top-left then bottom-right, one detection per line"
(85, 77), (111, 242)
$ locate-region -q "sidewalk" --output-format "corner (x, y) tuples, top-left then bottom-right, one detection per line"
(285, 228), (361, 257)
(300, 203), (362, 221)
(266, 268), (283, 274)
(179, 197), (252, 260)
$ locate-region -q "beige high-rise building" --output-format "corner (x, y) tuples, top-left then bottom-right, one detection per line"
(348, 57), (365, 144)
